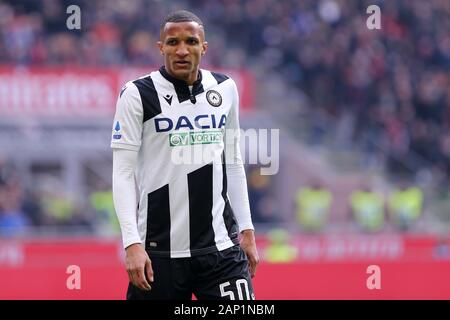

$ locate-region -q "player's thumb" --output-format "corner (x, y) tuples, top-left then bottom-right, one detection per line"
(145, 258), (154, 282)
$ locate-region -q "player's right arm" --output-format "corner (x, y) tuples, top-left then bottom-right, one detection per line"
(111, 82), (153, 291)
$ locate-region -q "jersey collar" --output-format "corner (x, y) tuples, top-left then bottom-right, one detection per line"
(159, 66), (204, 104)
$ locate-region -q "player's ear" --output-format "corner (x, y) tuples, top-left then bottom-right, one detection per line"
(202, 41), (208, 56)
(157, 41), (164, 55)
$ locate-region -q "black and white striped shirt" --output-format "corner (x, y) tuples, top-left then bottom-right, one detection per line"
(111, 66), (253, 258)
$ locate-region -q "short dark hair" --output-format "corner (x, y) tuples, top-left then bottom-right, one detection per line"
(161, 10), (204, 31)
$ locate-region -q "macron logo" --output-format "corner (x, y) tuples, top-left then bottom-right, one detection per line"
(164, 94), (173, 106)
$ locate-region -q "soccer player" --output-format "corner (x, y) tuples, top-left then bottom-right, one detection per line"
(111, 10), (259, 300)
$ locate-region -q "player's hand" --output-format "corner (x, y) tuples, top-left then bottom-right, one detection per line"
(125, 243), (154, 291)
(240, 229), (260, 278)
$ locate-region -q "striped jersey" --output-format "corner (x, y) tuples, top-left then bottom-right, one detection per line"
(111, 66), (243, 258)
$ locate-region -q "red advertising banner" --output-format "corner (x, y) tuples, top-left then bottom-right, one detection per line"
(0, 66), (254, 117)
(256, 234), (450, 262)
(0, 235), (449, 299)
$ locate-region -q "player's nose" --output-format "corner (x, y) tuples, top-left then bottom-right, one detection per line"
(176, 43), (189, 57)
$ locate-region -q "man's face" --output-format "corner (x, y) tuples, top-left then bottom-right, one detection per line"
(158, 21), (208, 85)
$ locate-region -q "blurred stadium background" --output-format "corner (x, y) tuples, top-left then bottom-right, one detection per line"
(1, 0), (450, 299)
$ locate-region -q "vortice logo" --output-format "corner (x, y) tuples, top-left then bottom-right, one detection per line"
(169, 131), (223, 147)
(170, 134), (184, 146)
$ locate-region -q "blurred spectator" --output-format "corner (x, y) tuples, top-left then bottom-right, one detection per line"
(39, 190), (74, 225)
(89, 185), (120, 234)
(295, 180), (332, 232)
(67, 203), (95, 231)
(0, 161), (30, 236)
(21, 189), (44, 226)
(387, 179), (424, 231)
(264, 228), (298, 263)
(33, 176), (84, 228)
(247, 165), (280, 223)
(349, 182), (385, 232)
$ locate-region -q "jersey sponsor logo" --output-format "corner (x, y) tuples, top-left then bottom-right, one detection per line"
(113, 121), (122, 139)
(155, 114), (227, 132)
(169, 130), (223, 147)
(163, 94), (173, 106)
(206, 90), (222, 107)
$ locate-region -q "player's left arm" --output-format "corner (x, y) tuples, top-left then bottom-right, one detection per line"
(224, 79), (260, 277)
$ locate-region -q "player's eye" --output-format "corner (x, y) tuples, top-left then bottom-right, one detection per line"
(166, 39), (177, 45)
(187, 38), (199, 45)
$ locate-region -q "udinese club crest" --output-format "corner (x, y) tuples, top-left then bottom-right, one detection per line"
(206, 90), (222, 107)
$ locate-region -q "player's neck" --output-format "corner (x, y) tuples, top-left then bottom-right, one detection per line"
(182, 70), (200, 86)
(160, 66), (202, 87)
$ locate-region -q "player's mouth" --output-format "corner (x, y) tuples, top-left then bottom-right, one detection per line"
(174, 61), (190, 67)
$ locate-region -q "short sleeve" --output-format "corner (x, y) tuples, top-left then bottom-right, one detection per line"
(110, 82), (143, 151)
